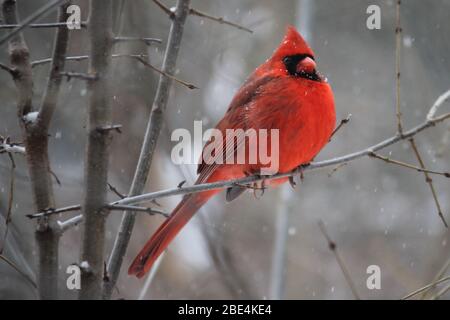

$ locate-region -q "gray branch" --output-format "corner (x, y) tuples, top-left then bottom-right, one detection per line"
(103, 0), (191, 299)
(79, 1), (113, 300)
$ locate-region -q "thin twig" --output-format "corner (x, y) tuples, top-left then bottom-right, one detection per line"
(31, 53), (149, 67)
(107, 182), (125, 199)
(114, 36), (162, 45)
(430, 283), (450, 300)
(421, 257), (450, 299)
(0, 21), (87, 29)
(395, 0), (403, 135)
(329, 114), (352, 141)
(60, 71), (97, 81)
(401, 276), (450, 300)
(318, 220), (360, 299)
(0, 61), (15, 75)
(369, 152), (450, 178)
(0, 153), (15, 254)
(409, 138), (448, 228)
(327, 162), (348, 177)
(151, 0), (175, 18)
(189, 8), (253, 33)
(26, 205), (81, 219)
(106, 205), (169, 218)
(130, 55), (198, 89)
(0, 254), (37, 289)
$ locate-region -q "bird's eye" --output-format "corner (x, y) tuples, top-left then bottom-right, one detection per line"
(283, 54), (321, 81)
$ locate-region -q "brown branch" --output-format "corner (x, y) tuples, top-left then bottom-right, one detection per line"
(107, 182), (125, 199)
(130, 55), (198, 89)
(0, 21), (88, 29)
(189, 8), (253, 33)
(60, 71), (98, 81)
(318, 220), (360, 299)
(0, 254), (37, 289)
(401, 276), (450, 300)
(409, 138), (448, 228)
(0, 153), (15, 254)
(420, 258), (450, 299)
(37, 4), (71, 131)
(79, 0), (114, 300)
(31, 54), (149, 68)
(368, 152), (450, 178)
(151, 0), (175, 18)
(2, 0), (60, 300)
(395, 0), (403, 135)
(329, 114), (351, 141)
(104, 0), (191, 299)
(113, 36), (162, 45)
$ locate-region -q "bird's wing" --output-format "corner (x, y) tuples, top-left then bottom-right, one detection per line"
(197, 75), (278, 182)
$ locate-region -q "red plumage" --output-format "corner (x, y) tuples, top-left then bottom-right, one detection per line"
(128, 26), (336, 278)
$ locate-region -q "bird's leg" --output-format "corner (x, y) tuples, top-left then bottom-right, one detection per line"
(243, 169), (268, 199)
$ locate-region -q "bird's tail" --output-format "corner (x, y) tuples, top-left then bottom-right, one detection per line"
(128, 187), (220, 278)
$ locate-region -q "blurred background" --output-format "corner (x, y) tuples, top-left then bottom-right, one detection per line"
(0, 0), (449, 299)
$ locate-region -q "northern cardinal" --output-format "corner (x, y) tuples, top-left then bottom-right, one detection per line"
(129, 26), (336, 278)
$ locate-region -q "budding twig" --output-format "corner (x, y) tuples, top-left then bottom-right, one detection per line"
(318, 220), (360, 299)
(408, 138), (448, 228)
(189, 8), (253, 33)
(368, 152), (450, 178)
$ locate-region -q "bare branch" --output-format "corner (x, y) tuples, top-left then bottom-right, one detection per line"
(2, 0), (60, 299)
(0, 254), (37, 289)
(60, 71), (97, 81)
(369, 152), (450, 178)
(57, 215), (82, 233)
(106, 204), (169, 218)
(130, 55), (198, 89)
(0, 61), (16, 75)
(79, 0), (114, 300)
(189, 8), (253, 33)
(151, 0), (175, 18)
(401, 276), (450, 300)
(113, 36), (162, 45)
(409, 138), (448, 228)
(395, 0), (403, 135)
(27, 205), (81, 219)
(37, 4), (71, 130)
(107, 182), (125, 199)
(104, 0), (191, 299)
(0, 0), (70, 47)
(0, 21), (87, 29)
(31, 53), (149, 68)
(318, 220), (360, 299)
(329, 114), (351, 141)
(0, 153), (15, 254)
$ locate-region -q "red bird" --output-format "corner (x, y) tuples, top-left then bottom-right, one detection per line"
(129, 26), (336, 278)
